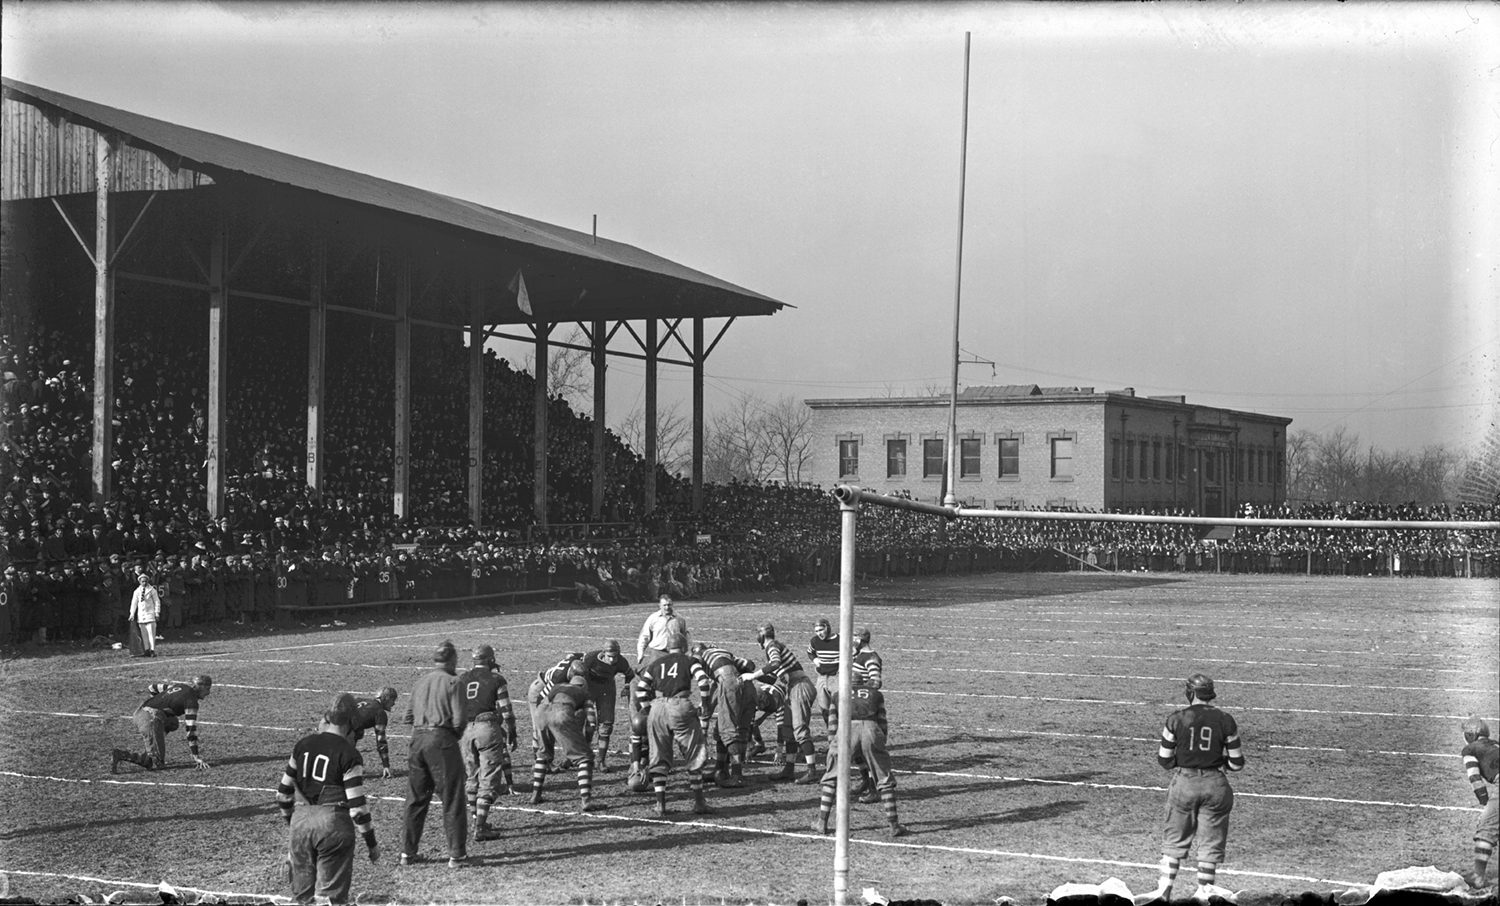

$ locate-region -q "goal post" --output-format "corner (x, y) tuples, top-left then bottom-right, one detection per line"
(826, 483), (1497, 905)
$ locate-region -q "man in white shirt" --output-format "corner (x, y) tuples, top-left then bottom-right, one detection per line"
(636, 596), (688, 669)
(128, 572), (162, 657)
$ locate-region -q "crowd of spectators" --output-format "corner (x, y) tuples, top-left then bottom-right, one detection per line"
(3, 302), (1498, 645)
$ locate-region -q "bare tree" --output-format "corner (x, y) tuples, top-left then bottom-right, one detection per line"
(1286, 429), (1317, 502)
(616, 400), (692, 478)
(762, 393), (814, 484)
(1310, 425), (1362, 501)
(521, 326), (591, 411)
(704, 393), (777, 484)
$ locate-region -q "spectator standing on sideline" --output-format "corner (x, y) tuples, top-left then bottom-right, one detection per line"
(1460, 718), (1498, 890)
(111, 675), (213, 772)
(128, 572), (161, 657)
(400, 640), (468, 868)
(459, 644), (517, 842)
(1148, 673), (1245, 902)
(275, 693), (379, 905)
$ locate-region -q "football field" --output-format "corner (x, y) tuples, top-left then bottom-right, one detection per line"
(2, 571), (1496, 905)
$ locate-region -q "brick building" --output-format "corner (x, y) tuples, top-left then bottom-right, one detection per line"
(805, 385), (1291, 516)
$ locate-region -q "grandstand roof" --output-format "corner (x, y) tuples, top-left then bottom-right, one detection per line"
(1, 77), (788, 325)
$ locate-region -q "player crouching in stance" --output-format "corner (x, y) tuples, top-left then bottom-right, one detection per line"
(276, 693), (379, 905)
(812, 675), (906, 838)
(111, 674), (212, 772)
(460, 644), (519, 841)
(348, 686), (398, 780)
(692, 640), (757, 788)
(530, 672), (595, 812)
(1460, 717), (1498, 890)
(636, 632), (715, 816)
(1144, 673), (1245, 903)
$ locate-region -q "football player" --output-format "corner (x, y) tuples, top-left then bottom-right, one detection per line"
(580, 639), (636, 771)
(349, 686), (398, 779)
(851, 627), (883, 690)
(806, 617), (844, 735)
(1460, 717), (1498, 890)
(692, 640), (757, 787)
(112, 674), (212, 772)
(626, 703), (653, 793)
(812, 675), (906, 838)
(276, 693), (379, 903)
(753, 622), (818, 783)
(1147, 673), (1245, 902)
(635, 632), (714, 815)
(530, 674), (594, 812)
(527, 653), (583, 764)
(459, 645), (518, 842)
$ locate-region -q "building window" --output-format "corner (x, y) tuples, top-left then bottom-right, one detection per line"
(886, 439), (907, 478)
(960, 438), (981, 478)
(1165, 441), (1174, 480)
(1110, 437), (1121, 479)
(1178, 443), (1188, 480)
(1138, 439), (1149, 482)
(922, 439), (945, 478)
(1204, 451), (1217, 483)
(1238, 449), (1246, 482)
(1152, 440), (1162, 480)
(838, 440), (859, 479)
(1000, 437), (1021, 478)
(1051, 437), (1074, 479)
(1125, 440), (1136, 480)
(1258, 449), (1266, 484)
(1277, 453), (1284, 485)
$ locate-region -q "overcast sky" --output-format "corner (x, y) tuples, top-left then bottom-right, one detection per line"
(4, 1), (1497, 456)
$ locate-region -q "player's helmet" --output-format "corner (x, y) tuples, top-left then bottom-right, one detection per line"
(605, 639), (621, 654)
(741, 659), (756, 675)
(631, 706), (651, 737)
(757, 623), (776, 644)
(857, 628), (872, 647)
(664, 633), (687, 653)
(434, 640), (457, 664)
(1185, 673), (1216, 701)
(567, 659), (587, 680)
(813, 618), (831, 640)
(473, 644), (496, 665)
(377, 686), (399, 709)
(1463, 717), (1491, 743)
(691, 641), (709, 656)
(194, 675), (213, 697)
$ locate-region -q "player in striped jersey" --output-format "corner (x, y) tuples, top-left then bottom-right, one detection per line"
(754, 622), (818, 783)
(530, 675), (594, 812)
(348, 687), (398, 779)
(527, 653), (583, 763)
(636, 633), (714, 815)
(276, 693), (379, 904)
(851, 627), (883, 690)
(749, 673), (792, 777)
(806, 618), (845, 738)
(692, 641), (757, 787)
(812, 677), (906, 838)
(1460, 718), (1498, 890)
(1148, 673), (1245, 902)
(111, 675), (212, 772)
(460, 645), (519, 841)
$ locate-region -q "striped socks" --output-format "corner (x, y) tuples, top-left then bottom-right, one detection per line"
(1196, 861), (1217, 887)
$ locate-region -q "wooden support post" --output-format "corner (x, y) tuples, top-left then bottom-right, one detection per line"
(468, 274), (485, 528)
(90, 132), (116, 504)
(207, 203), (229, 520)
(692, 317), (705, 513)
(592, 318), (607, 519)
(644, 319), (658, 515)
(533, 322), (552, 527)
(393, 255), (412, 520)
(306, 233), (326, 498)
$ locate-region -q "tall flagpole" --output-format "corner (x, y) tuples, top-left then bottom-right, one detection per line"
(944, 32), (972, 508)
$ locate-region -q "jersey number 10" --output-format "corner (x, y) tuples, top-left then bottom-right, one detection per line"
(301, 752), (331, 782)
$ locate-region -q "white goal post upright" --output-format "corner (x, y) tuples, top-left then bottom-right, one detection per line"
(827, 483), (1496, 904)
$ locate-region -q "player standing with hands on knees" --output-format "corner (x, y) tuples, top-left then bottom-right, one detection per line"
(1460, 718), (1498, 890)
(1145, 673), (1244, 904)
(276, 693), (379, 905)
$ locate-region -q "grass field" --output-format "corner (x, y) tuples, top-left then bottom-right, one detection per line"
(2, 571), (1496, 905)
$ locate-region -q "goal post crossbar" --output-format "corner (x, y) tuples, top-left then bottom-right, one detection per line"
(825, 483), (1494, 905)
